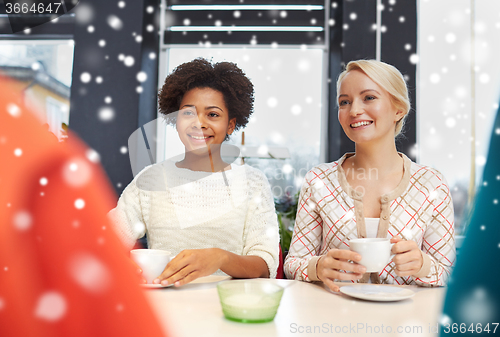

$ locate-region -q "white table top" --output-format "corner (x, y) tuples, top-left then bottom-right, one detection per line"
(144, 276), (446, 337)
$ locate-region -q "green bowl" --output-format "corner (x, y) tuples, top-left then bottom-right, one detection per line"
(217, 280), (284, 323)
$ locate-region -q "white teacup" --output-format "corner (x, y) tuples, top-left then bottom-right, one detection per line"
(130, 249), (172, 284)
(349, 238), (395, 273)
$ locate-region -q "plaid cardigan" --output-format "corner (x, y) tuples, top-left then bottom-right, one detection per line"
(284, 153), (456, 286)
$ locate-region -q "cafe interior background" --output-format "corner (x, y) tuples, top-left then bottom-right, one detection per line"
(1, 0), (499, 269)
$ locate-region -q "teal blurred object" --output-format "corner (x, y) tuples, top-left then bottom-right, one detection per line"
(441, 109), (500, 335)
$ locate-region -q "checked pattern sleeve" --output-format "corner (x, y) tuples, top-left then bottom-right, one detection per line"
(284, 169), (324, 281)
(411, 172), (455, 286)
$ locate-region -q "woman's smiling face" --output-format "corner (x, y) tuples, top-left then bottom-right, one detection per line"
(176, 87), (236, 155)
(337, 70), (404, 145)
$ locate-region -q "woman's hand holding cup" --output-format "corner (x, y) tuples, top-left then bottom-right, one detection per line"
(317, 249), (366, 293)
(390, 236), (423, 277)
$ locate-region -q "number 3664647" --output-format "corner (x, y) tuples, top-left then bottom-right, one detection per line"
(443, 323), (498, 334)
(5, 2), (63, 14)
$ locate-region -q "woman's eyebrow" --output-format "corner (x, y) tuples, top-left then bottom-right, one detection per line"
(205, 106), (223, 111)
(360, 89), (380, 95)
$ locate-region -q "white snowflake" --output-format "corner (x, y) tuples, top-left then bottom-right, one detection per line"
(68, 253), (112, 294)
(124, 55), (134, 67)
(74, 199), (85, 209)
(430, 73), (440, 84)
(445, 33), (456, 43)
(298, 59), (310, 72)
(13, 210), (32, 231)
(86, 149), (101, 163)
(80, 72), (91, 83)
(257, 145), (269, 156)
(476, 155), (486, 166)
(63, 159), (92, 188)
(479, 73), (490, 84)
(409, 54), (419, 64)
(291, 104), (302, 116)
(267, 97), (278, 108)
(107, 15), (123, 30)
(445, 117), (456, 128)
(284, 165), (295, 176)
(136, 71), (148, 83)
(98, 107), (115, 121)
(439, 314), (452, 326)
(7, 103), (21, 118)
(34, 292), (67, 322)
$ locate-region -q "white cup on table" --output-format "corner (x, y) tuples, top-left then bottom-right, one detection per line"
(130, 249), (172, 284)
(349, 238), (395, 273)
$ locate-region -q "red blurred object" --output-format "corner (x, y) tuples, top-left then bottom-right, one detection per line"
(0, 76), (169, 337)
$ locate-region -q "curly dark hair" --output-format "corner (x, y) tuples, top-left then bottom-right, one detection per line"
(158, 58), (254, 133)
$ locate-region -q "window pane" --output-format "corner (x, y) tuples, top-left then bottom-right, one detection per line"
(418, 0), (500, 234)
(0, 40), (74, 141)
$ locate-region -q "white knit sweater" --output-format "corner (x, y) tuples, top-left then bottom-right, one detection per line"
(108, 160), (279, 278)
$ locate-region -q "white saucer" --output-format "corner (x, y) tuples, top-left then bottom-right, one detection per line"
(141, 283), (174, 289)
(339, 284), (415, 302)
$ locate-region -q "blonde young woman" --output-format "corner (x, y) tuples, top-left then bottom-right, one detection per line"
(284, 60), (455, 292)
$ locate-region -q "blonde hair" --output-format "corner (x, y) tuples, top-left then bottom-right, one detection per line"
(336, 59), (410, 137)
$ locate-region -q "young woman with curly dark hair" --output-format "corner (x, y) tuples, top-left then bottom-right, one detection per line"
(109, 58), (279, 286)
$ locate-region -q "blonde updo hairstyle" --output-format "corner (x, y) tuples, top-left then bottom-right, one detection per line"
(336, 60), (411, 137)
